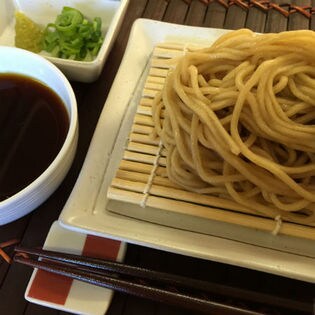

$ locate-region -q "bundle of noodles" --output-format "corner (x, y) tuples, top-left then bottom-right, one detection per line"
(151, 29), (315, 225)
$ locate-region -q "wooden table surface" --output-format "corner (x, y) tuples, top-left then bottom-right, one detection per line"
(1, 1), (315, 314)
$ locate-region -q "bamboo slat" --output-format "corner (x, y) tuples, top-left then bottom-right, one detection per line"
(107, 42), (315, 241)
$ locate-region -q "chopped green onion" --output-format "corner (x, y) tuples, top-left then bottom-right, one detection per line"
(42, 6), (104, 61)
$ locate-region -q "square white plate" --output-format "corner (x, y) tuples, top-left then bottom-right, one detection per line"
(25, 221), (126, 315)
(0, 0), (129, 82)
(59, 18), (315, 283)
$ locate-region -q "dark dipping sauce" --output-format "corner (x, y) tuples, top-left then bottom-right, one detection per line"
(0, 74), (69, 201)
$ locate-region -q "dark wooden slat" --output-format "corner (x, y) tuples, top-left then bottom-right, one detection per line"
(143, 0), (168, 20)
(224, 4), (248, 29)
(132, 245), (170, 275)
(107, 292), (128, 315)
(155, 303), (192, 315)
(163, 0), (189, 23)
(0, 264), (31, 314)
(185, 0), (207, 26)
(24, 303), (60, 315)
(264, 0), (289, 32)
(0, 217), (27, 285)
(0, 217), (28, 243)
(123, 295), (160, 315)
(245, 7), (268, 32)
(204, 1), (227, 28)
(288, 0), (311, 30)
(310, 0), (315, 29)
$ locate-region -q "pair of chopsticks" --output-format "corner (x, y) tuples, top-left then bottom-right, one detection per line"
(13, 247), (304, 315)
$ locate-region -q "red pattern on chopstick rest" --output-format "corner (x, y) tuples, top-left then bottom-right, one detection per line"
(27, 270), (73, 305)
(27, 236), (122, 305)
(83, 235), (121, 260)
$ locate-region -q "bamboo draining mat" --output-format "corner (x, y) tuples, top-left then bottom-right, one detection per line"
(107, 41), (315, 241)
(143, 0), (315, 33)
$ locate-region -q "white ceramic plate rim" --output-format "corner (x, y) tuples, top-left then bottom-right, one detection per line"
(59, 19), (315, 284)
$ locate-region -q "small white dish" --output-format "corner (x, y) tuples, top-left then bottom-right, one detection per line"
(59, 19), (315, 284)
(25, 221), (126, 315)
(0, 46), (78, 225)
(0, 0), (129, 82)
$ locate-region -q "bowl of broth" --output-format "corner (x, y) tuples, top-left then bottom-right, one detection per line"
(0, 45), (78, 225)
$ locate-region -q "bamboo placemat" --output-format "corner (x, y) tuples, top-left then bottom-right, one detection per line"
(142, 0), (315, 32)
(107, 40), (315, 241)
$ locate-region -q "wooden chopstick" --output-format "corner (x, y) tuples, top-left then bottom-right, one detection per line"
(13, 247), (308, 314)
(14, 246), (217, 289)
(14, 248), (255, 315)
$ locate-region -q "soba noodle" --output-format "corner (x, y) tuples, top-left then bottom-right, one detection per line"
(151, 29), (315, 225)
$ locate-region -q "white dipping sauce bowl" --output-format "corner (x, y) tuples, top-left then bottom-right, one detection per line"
(0, 46), (78, 225)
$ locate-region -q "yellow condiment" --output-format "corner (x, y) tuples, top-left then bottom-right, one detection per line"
(15, 11), (44, 53)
